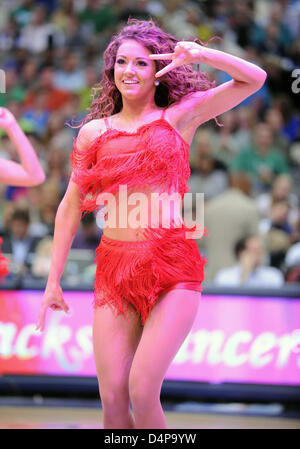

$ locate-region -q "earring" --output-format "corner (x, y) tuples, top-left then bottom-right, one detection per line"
(154, 80), (160, 86)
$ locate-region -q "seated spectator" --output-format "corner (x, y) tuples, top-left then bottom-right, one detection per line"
(264, 107), (290, 162)
(285, 240), (300, 268)
(210, 110), (240, 166)
(1, 208), (41, 275)
(31, 236), (53, 278)
(23, 65), (72, 112)
(0, 67), (26, 107)
(261, 199), (295, 269)
(284, 238), (300, 284)
(10, 0), (34, 30)
(21, 87), (51, 138)
(274, 96), (300, 144)
(20, 59), (39, 90)
(230, 122), (290, 194)
(46, 146), (70, 198)
(79, 0), (118, 35)
(77, 65), (99, 113)
(17, 4), (62, 54)
(256, 174), (299, 231)
(42, 111), (74, 155)
(72, 212), (102, 251)
(233, 107), (256, 150)
(214, 235), (284, 287)
(188, 130), (228, 202)
(53, 52), (86, 93)
(202, 172), (259, 282)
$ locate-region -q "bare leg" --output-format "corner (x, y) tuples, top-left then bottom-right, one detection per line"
(92, 303), (143, 429)
(129, 289), (201, 429)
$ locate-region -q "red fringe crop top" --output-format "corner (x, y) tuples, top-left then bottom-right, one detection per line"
(70, 108), (207, 240)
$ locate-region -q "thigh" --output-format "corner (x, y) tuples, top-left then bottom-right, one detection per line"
(129, 289), (201, 388)
(93, 302), (143, 390)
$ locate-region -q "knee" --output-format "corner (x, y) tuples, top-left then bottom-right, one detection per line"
(129, 370), (161, 407)
(99, 380), (130, 412)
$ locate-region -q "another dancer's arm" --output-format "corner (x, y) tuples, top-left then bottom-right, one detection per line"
(149, 42), (267, 124)
(0, 107), (45, 186)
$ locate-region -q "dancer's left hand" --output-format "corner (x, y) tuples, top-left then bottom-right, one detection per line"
(0, 107), (17, 132)
(149, 41), (206, 78)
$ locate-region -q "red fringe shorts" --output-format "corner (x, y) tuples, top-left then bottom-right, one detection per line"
(93, 228), (207, 325)
(0, 237), (9, 282)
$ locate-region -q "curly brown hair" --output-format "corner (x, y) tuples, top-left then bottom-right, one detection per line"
(68, 17), (217, 129)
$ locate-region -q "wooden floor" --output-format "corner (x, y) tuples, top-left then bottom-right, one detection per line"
(0, 403), (299, 429)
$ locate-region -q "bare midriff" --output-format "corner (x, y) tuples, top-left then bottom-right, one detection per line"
(101, 185), (184, 241)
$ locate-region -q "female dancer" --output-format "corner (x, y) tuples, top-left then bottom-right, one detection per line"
(35, 19), (266, 429)
(0, 107), (46, 279)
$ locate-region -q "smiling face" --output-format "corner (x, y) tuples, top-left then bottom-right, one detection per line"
(114, 39), (157, 102)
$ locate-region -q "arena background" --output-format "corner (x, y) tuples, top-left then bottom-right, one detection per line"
(0, 0), (299, 429)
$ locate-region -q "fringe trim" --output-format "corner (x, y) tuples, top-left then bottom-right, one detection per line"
(0, 238), (9, 281)
(93, 226), (207, 325)
(69, 120), (191, 217)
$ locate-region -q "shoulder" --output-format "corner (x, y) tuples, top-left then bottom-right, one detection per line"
(258, 266), (284, 284)
(75, 118), (106, 152)
(214, 265), (239, 284)
(285, 242), (300, 267)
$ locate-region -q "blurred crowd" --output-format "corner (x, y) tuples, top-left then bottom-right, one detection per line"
(0, 0), (299, 287)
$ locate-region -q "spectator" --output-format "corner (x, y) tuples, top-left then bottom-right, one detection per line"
(79, 0), (119, 36)
(21, 87), (51, 138)
(43, 111), (74, 155)
(262, 199), (294, 269)
(234, 106), (256, 149)
(53, 52), (86, 93)
(214, 234), (284, 287)
(46, 146), (69, 191)
(20, 59), (39, 90)
(284, 239), (300, 268)
(188, 129), (229, 202)
(230, 122), (290, 194)
(162, 0), (198, 39)
(203, 172), (259, 282)
(257, 174), (299, 232)
(264, 107), (290, 162)
(23, 65), (72, 112)
(77, 65), (99, 112)
(1, 208), (40, 274)
(72, 212), (102, 251)
(210, 110), (240, 166)
(31, 236), (53, 278)
(0, 67), (26, 108)
(10, 0), (35, 30)
(18, 5), (62, 54)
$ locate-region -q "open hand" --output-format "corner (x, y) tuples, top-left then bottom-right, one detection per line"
(35, 284), (70, 332)
(149, 41), (204, 78)
(0, 107), (17, 132)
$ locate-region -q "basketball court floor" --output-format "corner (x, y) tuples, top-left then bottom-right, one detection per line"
(0, 397), (299, 429)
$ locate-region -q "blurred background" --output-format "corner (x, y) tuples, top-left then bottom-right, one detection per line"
(0, 0), (300, 429)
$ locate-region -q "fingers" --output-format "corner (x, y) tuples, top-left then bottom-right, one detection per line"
(35, 298), (70, 332)
(50, 299), (69, 314)
(35, 304), (47, 332)
(149, 53), (174, 60)
(155, 61), (178, 78)
(61, 300), (70, 314)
